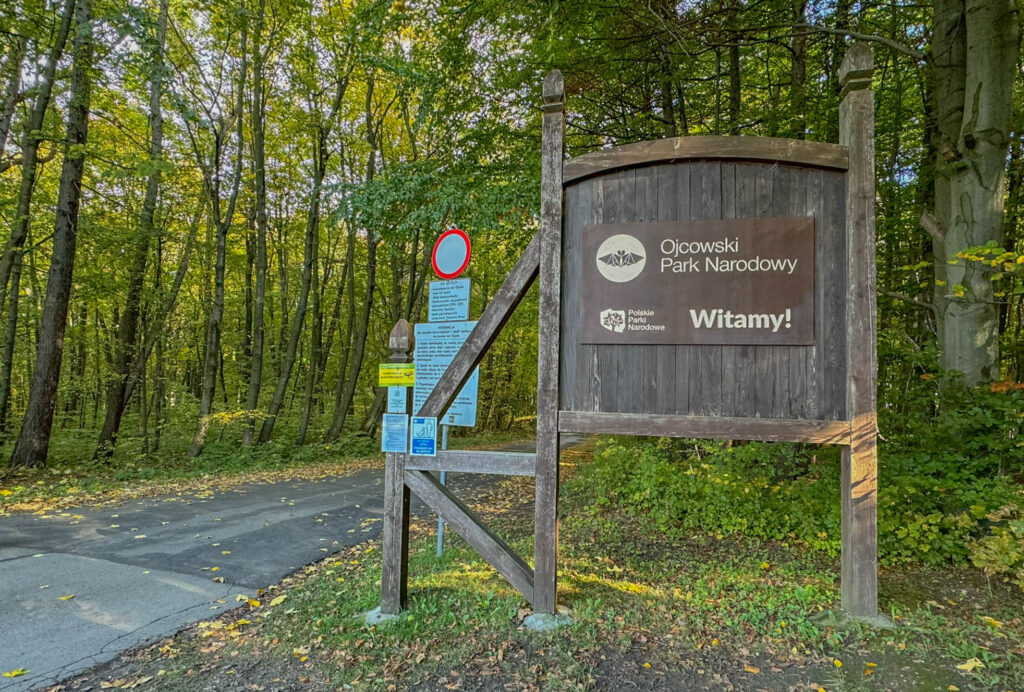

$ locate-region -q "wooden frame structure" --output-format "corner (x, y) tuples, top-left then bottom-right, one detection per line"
(380, 43), (878, 619)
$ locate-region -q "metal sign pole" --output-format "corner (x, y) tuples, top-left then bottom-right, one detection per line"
(436, 423), (449, 557)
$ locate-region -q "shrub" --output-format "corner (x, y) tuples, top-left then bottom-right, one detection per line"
(574, 376), (1023, 567)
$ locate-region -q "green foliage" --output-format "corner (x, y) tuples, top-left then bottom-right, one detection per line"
(969, 504), (1024, 589)
(576, 376), (1024, 567)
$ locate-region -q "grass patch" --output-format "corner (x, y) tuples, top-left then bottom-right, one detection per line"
(60, 443), (1024, 691)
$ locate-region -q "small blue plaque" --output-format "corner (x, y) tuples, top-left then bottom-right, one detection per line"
(410, 416), (438, 456)
(387, 386), (406, 413)
(381, 413), (409, 453)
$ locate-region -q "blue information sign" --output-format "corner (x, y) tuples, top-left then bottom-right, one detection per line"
(381, 414), (409, 453)
(428, 279), (471, 322)
(387, 386), (406, 413)
(410, 416), (437, 456)
(414, 322), (479, 427)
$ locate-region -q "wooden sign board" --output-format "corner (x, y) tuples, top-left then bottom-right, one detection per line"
(579, 218), (815, 346)
(379, 43), (880, 626)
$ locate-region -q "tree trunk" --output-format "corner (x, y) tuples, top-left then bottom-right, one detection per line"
(243, 0), (268, 446)
(727, 2), (741, 135)
(187, 29), (247, 459)
(9, 0), (92, 468)
(0, 34), (27, 159)
(325, 72), (379, 443)
(0, 0), (76, 426)
(790, 0), (808, 139)
(95, 0), (168, 458)
(0, 0), (76, 305)
(927, 0), (1018, 383)
(258, 153), (321, 443)
(0, 251), (22, 431)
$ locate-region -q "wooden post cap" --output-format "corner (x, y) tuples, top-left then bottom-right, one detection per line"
(542, 70), (564, 113)
(839, 42), (873, 98)
(389, 319), (413, 360)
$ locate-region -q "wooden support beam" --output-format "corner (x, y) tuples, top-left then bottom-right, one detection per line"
(406, 450), (536, 476)
(558, 411), (852, 445)
(533, 69), (564, 615)
(405, 469), (535, 602)
(381, 320), (413, 615)
(563, 136), (849, 184)
(416, 232), (540, 420)
(838, 42), (879, 619)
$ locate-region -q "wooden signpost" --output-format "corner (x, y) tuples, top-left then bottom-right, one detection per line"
(378, 43), (879, 620)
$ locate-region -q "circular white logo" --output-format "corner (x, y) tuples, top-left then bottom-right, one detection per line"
(595, 234), (646, 282)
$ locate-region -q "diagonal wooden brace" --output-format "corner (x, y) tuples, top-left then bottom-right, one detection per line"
(405, 469), (535, 602)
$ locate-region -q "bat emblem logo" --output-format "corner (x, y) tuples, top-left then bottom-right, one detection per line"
(595, 234), (646, 282)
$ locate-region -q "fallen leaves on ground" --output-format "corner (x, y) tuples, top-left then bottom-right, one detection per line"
(956, 658), (984, 672)
(2, 669), (28, 678)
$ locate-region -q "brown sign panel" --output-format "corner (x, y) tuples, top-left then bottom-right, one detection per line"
(579, 218), (815, 345)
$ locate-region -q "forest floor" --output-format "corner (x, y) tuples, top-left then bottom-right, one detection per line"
(34, 441), (1024, 692)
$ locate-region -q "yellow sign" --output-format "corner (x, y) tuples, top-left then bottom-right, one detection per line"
(378, 363), (415, 386)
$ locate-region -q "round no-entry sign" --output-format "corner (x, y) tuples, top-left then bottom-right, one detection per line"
(431, 228), (471, 279)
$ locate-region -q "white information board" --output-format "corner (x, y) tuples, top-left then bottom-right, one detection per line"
(428, 279), (471, 322)
(413, 321), (479, 427)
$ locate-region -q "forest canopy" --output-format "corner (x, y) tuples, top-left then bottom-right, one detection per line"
(0, 0), (1020, 469)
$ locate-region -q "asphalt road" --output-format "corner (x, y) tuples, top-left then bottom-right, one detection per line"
(0, 457), (510, 691)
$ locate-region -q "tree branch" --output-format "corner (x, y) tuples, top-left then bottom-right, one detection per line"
(881, 290), (938, 315)
(920, 210), (945, 243)
(792, 23), (926, 61)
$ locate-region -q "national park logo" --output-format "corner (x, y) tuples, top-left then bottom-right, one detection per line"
(599, 308), (626, 333)
(596, 233), (646, 282)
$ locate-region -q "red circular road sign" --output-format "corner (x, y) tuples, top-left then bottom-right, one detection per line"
(431, 228), (472, 279)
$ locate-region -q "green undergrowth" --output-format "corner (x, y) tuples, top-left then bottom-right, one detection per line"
(580, 374), (1024, 570)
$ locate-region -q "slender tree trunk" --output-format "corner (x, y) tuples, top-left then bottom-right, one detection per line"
(243, 1), (268, 445)
(728, 26), (741, 134)
(0, 251), (22, 431)
(790, 0), (808, 139)
(297, 156), (327, 444)
(325, 73), (379, 443)
(0, 34), (27, 159)
(152, 234), (164, 452)
(0, 0), (76, 425)
(259, 155), (321, 443)
(9, 0), (92, 468)
(0, 0), (76, 306)
(188, 30), (247, 459)
(95, 0), (168, 458)
(325, 237), (377, 442)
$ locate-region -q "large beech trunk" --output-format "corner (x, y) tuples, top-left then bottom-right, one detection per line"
(926, 0), (1019, 383)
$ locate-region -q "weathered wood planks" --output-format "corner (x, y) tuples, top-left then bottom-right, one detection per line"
(838, 42), (879, 618)
(558, 410), (851, 444)
(381, 320), (413, 615)
(405, 450), (536, 476)
(533, 69), (565, 615)
(563, 135), (849, 184)
(560, 161), (847, 420)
